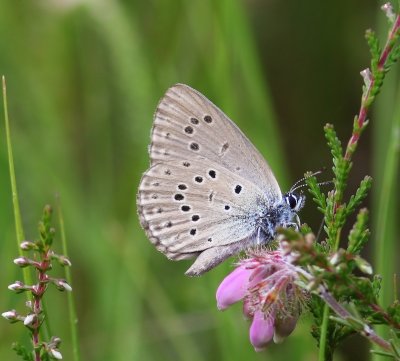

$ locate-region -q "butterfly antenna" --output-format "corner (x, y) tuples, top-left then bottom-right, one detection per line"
(317, 180), (334, 188)
(290, 183), (309, 193)
(290, 169), (324, 193)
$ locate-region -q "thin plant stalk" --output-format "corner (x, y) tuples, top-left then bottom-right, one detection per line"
(373, 79), (400, 360)
(57, 197), (81, 361)
(2, 76), (32, 297)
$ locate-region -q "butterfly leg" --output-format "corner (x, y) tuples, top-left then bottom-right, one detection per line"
(283, 214), (302, 231)
(185, 240), (252, 277)
(256, 227), (263, 245)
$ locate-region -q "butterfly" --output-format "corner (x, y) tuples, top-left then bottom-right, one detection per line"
(137, 84), (304, 276)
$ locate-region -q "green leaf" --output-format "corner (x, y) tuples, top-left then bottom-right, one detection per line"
(365, 29), (381, 73)
(347, 208), (370, 254)
(387, 300), (400, 325)
(346, 176), (372, 217)
(324, 124), (343, 162)
(39, 205), (54, 247)
(12, 342), (33, 361)
(305, 174), (327, 213)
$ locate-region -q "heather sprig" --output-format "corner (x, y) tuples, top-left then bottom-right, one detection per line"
(2, 206), (72, 361)
(214, 3), (400, 360)
(298, 3), (400, 360)
(279, 230), (400, 359)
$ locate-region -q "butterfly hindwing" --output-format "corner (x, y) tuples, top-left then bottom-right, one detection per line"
(138, 158), (275, 274)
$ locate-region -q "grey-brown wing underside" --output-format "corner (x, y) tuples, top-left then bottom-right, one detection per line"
(138, 84), (282, 276)
(138, 158), (271, 276)
(150, 83), (281, 199)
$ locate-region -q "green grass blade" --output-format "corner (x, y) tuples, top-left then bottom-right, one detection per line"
(2, 75), (32, 293)
(372, 13), (400, 358)
(372, 78), (400, 361)
(57, 196), (81, 361)
(374, 89), (400, 303)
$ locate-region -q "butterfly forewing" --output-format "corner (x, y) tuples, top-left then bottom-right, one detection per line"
(150, 83), (281, 198)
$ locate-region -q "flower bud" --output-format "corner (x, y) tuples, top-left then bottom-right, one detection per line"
(329, 252), (340, 266)
(13, 257), (30, 267)
(54, 279), (72, 292)
(49, 349), (62, 359)
(2, 310), (18, 322)
(52, 254), (72, 267)
(8, 281), (25, 293)
(382, 3), (395, 22)
(51, 336), (62, 346)
(354, 256), (373, 275)
(20, 241), (36, 250)
(24, 313), (35, 326)
(360, 68), (372, 88)
(273, 316), (298, 343)
(250, 311), (274, 352)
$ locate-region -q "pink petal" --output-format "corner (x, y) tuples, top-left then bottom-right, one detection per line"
(248, 264), (271, 288)
(249, 310), (275, 352)
(273, 315), (298, 344)
(242, 298), (253, 319)
(216, 265), (252, 310)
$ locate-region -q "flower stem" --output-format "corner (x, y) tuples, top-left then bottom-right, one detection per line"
(318, 286), (391, 352)
(318, 304), (331, 361)
(32, 250), (50, 361)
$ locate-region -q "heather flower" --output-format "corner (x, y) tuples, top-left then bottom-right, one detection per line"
(2, 310), (18, 321)
(49, 349), (63, 360)
(216, 244), (308, 351)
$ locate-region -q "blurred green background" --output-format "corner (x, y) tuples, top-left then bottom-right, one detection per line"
(0, 0), (398, 360)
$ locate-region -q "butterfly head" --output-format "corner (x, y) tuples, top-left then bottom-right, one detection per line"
(283, 192), (305, 213)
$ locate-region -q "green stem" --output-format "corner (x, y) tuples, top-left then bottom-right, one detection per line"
(319, 225), (342, 361)
(372, 76), (400, 361)
(318, 304), (331, 361)
(57, 198), (81, 361)
(375, 107), (399, 300)
(333, 227), (342, 252)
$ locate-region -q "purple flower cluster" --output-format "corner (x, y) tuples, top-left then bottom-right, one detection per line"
(216, 246), (307, 351)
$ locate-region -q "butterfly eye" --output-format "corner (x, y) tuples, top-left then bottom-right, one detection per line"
(285, 194), (298, 209)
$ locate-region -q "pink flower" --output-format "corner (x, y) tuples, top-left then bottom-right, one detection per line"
(216, 246), (308, 352)
(216, 265), (252, 310)
(249, 310), (275, 351)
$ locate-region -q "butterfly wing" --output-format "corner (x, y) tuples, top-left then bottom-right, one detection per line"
(138, 84), (282, 276)
(150, 83), (282, 198)
(138, 158), (271, 275)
